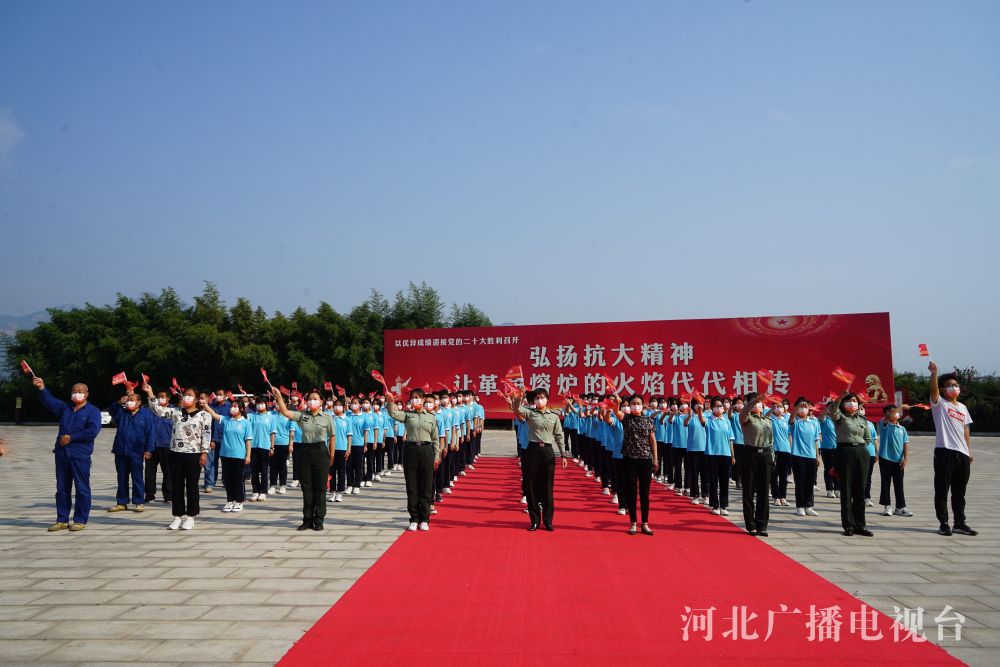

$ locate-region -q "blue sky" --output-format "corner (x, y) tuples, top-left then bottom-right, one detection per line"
(1, 1), (998, 374)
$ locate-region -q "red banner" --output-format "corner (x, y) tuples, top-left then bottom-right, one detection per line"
(384, 313), (894, 420)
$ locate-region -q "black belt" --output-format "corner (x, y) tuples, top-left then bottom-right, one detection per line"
(529, 441), (552, 447)
(406, 441), (433, 446)
(748, 446), (773, 451)
(300, 441), (324, 446)
(837, 442), (866, 447)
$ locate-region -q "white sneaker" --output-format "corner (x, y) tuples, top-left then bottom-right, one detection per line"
(180, 516), (194, 530)
(231, 503), (243, 512)
(346, 486), (354, 495)
(805, 507), (819, 516)
(617, 508), (627, 515)
(384, 470), (392, 477)
(431, 506), (438, 514)
(612, 494), (618, 503)
(267, 486), (276, 494)
(460, 470), (467, 476)
(667, 483), (675, 490)
(408, 522), (418, 531)
(395, 464), (402, 471)
(795, 508), (806, 516)
(702, 497), (709, 504)
(250, 493), (259, 501)
(258, 494), (266, 501)
(602, 488), (610, 495)
(365, 481), (373, 488)
(449, 481), (455, 487)
(834, 490), (840, 498)
(720, 508), (730, 516)
(444, 487), (452, 494)
(289, 480), (300, 488)
(711, 508), (722, 515)
(864, 498), (874, 507)
(894, 507), (914, 517)
(334, 493), (343, 502)
(468, 465), (475, 471)
(168, 516), (182, 530)
(374, 475), (382, 482)
(596, 477), (602, 484)
(222, 502), (233, 512)
(521, 496), (527, 504)
(692, 498), (702, 505)
(826, 490), (835, 498)
(278, 486), (286, 494)
(418, 522), (429, 531)
(351, 487), (360, 495)
(327, 494), (334, 502)
(883, 505), (893, 516)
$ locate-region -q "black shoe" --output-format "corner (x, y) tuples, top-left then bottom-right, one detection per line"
(297, 522), (311, 531)
(939, 524), (953, 536)
(757, 530), (768, 537)
(435, 493), (443, 502)
(641, 524), (654, 536)
(162, 498), (172, 503)
(953, 524), (978, 536)
(843, 529), (854, 536)
(856, 528), (874, 537)
(312, 521), (324, 531)
(544, 523), (553, 532)
(746, 529), (757, 536)
(528, 523), (539, 532)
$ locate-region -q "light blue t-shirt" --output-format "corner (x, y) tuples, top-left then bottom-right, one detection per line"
(219, 416), (252, 459)
(362, 410), (376, 444)
(686, 414), (707, 453)
(609, 416), (624, 459)
(291, 419), (302, 444)
(439, 408), (454, 445)
(866, 420), (878, 457)
(728, 412), (745, 445)
(373, 409), (388, 443)
(878, 421), (909, 463)
(705, 415), (735, 456)
(771, 414), (791, 453)
(514, 418), (528, 449)
(270, 410), (292, 446)
(249, 411), (277, 450)
(819, 416), (837, 450)
(789, 417), (821, 459)
(671, 414), (689, 450)
(654, 412), (670, 443)
(333, 414), (351, 451)
(347, 412), (365, 447)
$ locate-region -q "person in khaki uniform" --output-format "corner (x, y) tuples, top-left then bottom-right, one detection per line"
(386, 388), (440, 532)
(512, 388), (567, 532)
(739, 395), (774, 537)
(273, 388), (336, 531)
(828, 391), (874, 536)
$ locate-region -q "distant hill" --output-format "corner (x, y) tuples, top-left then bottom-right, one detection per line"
(0, 304), (76, 336)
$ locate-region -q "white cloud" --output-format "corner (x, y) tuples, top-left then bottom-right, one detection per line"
(0, 108), (25, 169)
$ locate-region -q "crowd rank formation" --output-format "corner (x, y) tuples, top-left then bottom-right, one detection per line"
(30, 361), (975, 539)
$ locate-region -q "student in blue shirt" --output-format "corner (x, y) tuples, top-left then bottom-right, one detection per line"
(268, 401), (294, 494)
(605, 409), (626, 514)
(372, 400), (388, 482)
(361, 397), (377, 487)
(684, 400), (709, 504)
(288, 393), (304, 488)
(650, 398), (669, 484)
(728, 397), (746, 490)
(789, 400), (822, 516)
(860, 406), (879, 507)
(769, 404), (792, 507)
(512, 392), (532, 505)
(329, 400), (352, 502)
(248, 402), (277, 501)
(704, 398), (736, 514)
(346, 397), (366, 494)
(215, 402), (252, 512)
(670, 402), (689, 494)
(106, 391), (157, 513)
(818, 404), (840, 498)
(145, 391), (175, 503)
(34, 376), (102, 532)
(878, 405), (912, 517)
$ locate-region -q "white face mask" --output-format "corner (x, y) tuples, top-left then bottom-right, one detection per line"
(843, 401), (859, 413)
(621, 405), (632, 415)
(424, 402), (434, 411)
(945, 386), (960, 398)
(411, 398), (422, 408)
(536, 398), (548, 409)
(734, 403), (744, 411)
(374, 404), (381, 411)
(257, 403), (266, 412)
(182, 395), (195, 406)
(649, 402), (658, 409)
(307, 399), (322, 410)
(71, 392), (86, 403)
(126, 401), (138, 410)
(773, 407), (784, 416)
(680, 403), (689, 412)
(797, 407), (809, 416)
(230, 407), (241, 416)
(362, 403), (371, 411)
(751, 403), (763, 414)
(334, 405), (344, 414)
(351, 403), (360, 412)
(712, 406), (724, 416)
(158, 397), (169, 406)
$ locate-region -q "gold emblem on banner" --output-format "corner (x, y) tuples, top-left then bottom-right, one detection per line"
(865, 374), (888, 402)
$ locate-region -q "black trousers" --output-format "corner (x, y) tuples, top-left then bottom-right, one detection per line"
(269, 445), (289, 486)
(331, 449), (347, 493)
(221, 456), (246, 502)
(672, 447), (687, 489)
(291, 444), (302, 481)
(565, 429), (576, 457)
(771, 451), (791, 499)
(385, 437), (397, 469)
(656, 442), (669, 480)
(403, 442), (435, 523)
(820, 448), (839, 491)
(708, 455), (731, 509)
(348, 446), (364, 488)
(731, 444), (744, 484)
(144, 448), (172, 502)
(878, 458), (906, 508)
(168, 450), (202, 517)
(375, 441), (386, 474)
(623, 457), (653, 523)
(791, 455), (817, 508)
(524, 443), (556, 526)
(364, 444), (375, 481)
(687, 450), (706, 497)
(740, 447), (773, 532)
(250, 448), (270, 494)
(518, 447), (527, 497)
(933, 448), (970, 526)
(864, 456), (876, 500)
(602, 451), (613, 489)
(835, 444), (870, 531)
(298, 442), (329, 523)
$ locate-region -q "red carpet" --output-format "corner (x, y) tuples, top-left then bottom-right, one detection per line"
(279, 458), (958, 665)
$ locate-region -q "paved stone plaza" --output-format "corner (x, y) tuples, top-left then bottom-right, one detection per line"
(1, 425), (998, 665)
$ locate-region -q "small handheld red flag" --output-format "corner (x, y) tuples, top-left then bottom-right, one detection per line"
(171, 377), (184, 393)
(209, 392), (217, 403)
(505, 365), (524, 383)
(140, 373), (150, 386)
(756, 369), (774, 387)
(909, 403), (930, 410)
(260, 367), (270, 384)
(370, 369), (389, 392)
(335, 385), (345, 396)
(291, 381), (298, 391)
(124, 380), (138, 392)
(238, 384), (247, 396)
(601, 374), (619, 395)
(856, 391), (873, 404)
(20, 359), (35, 377)
(680, 392), (691, 403)
(726, 390), (737, 400)
(918, 343), (930, 358)
(111, 371), (128, 386)
(278, 385), (290, 397)
(690, 390), (706, 404)
(832, 367), (855, 388)
(323, 381), (333, 392)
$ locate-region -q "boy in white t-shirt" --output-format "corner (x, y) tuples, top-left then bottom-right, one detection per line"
(928, 362), (976, 536)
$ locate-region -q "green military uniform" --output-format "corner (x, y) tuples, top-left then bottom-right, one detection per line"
(515, 402), (565, 528)
(287, 409), (335, 529)
(827, 401), (873, 533)
(387, 404), (439, 525)
(739, 411), (774, 534)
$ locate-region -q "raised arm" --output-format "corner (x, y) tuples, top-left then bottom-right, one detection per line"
(929, 361), (941, 404)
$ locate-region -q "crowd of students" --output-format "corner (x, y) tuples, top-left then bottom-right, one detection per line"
(509, 363), (976, 538)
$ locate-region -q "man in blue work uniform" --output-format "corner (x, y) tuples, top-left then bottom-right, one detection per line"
(34, 376), (102, 532)
(106, 391), (157, 513)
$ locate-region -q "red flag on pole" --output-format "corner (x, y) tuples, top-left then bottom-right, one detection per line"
(918, 343), (930, 357)
(260, 368), (270, 384)
(278, 385), (290, 397)
(756, 369), (774, 387)
(370, 369), (389, 393)
(335, 385), (345, 396)
(171, 377), (184, 393)
(856, 391), (873, 404)
(111, 371), (128, 386)
(601, 374), (619, 395)
(680, 392), (690, 403)
(140, 373), (150, 386)
(20, 359), (35, 377)
(505, 365), (524, 384)
(832, 367), (855, 388)
(323, 381), (333, 392)
(690, 390), (706, 404)
(238, 384), (247, 396)
(124, 380), (138, 392)
(909, 403), (931, 410)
